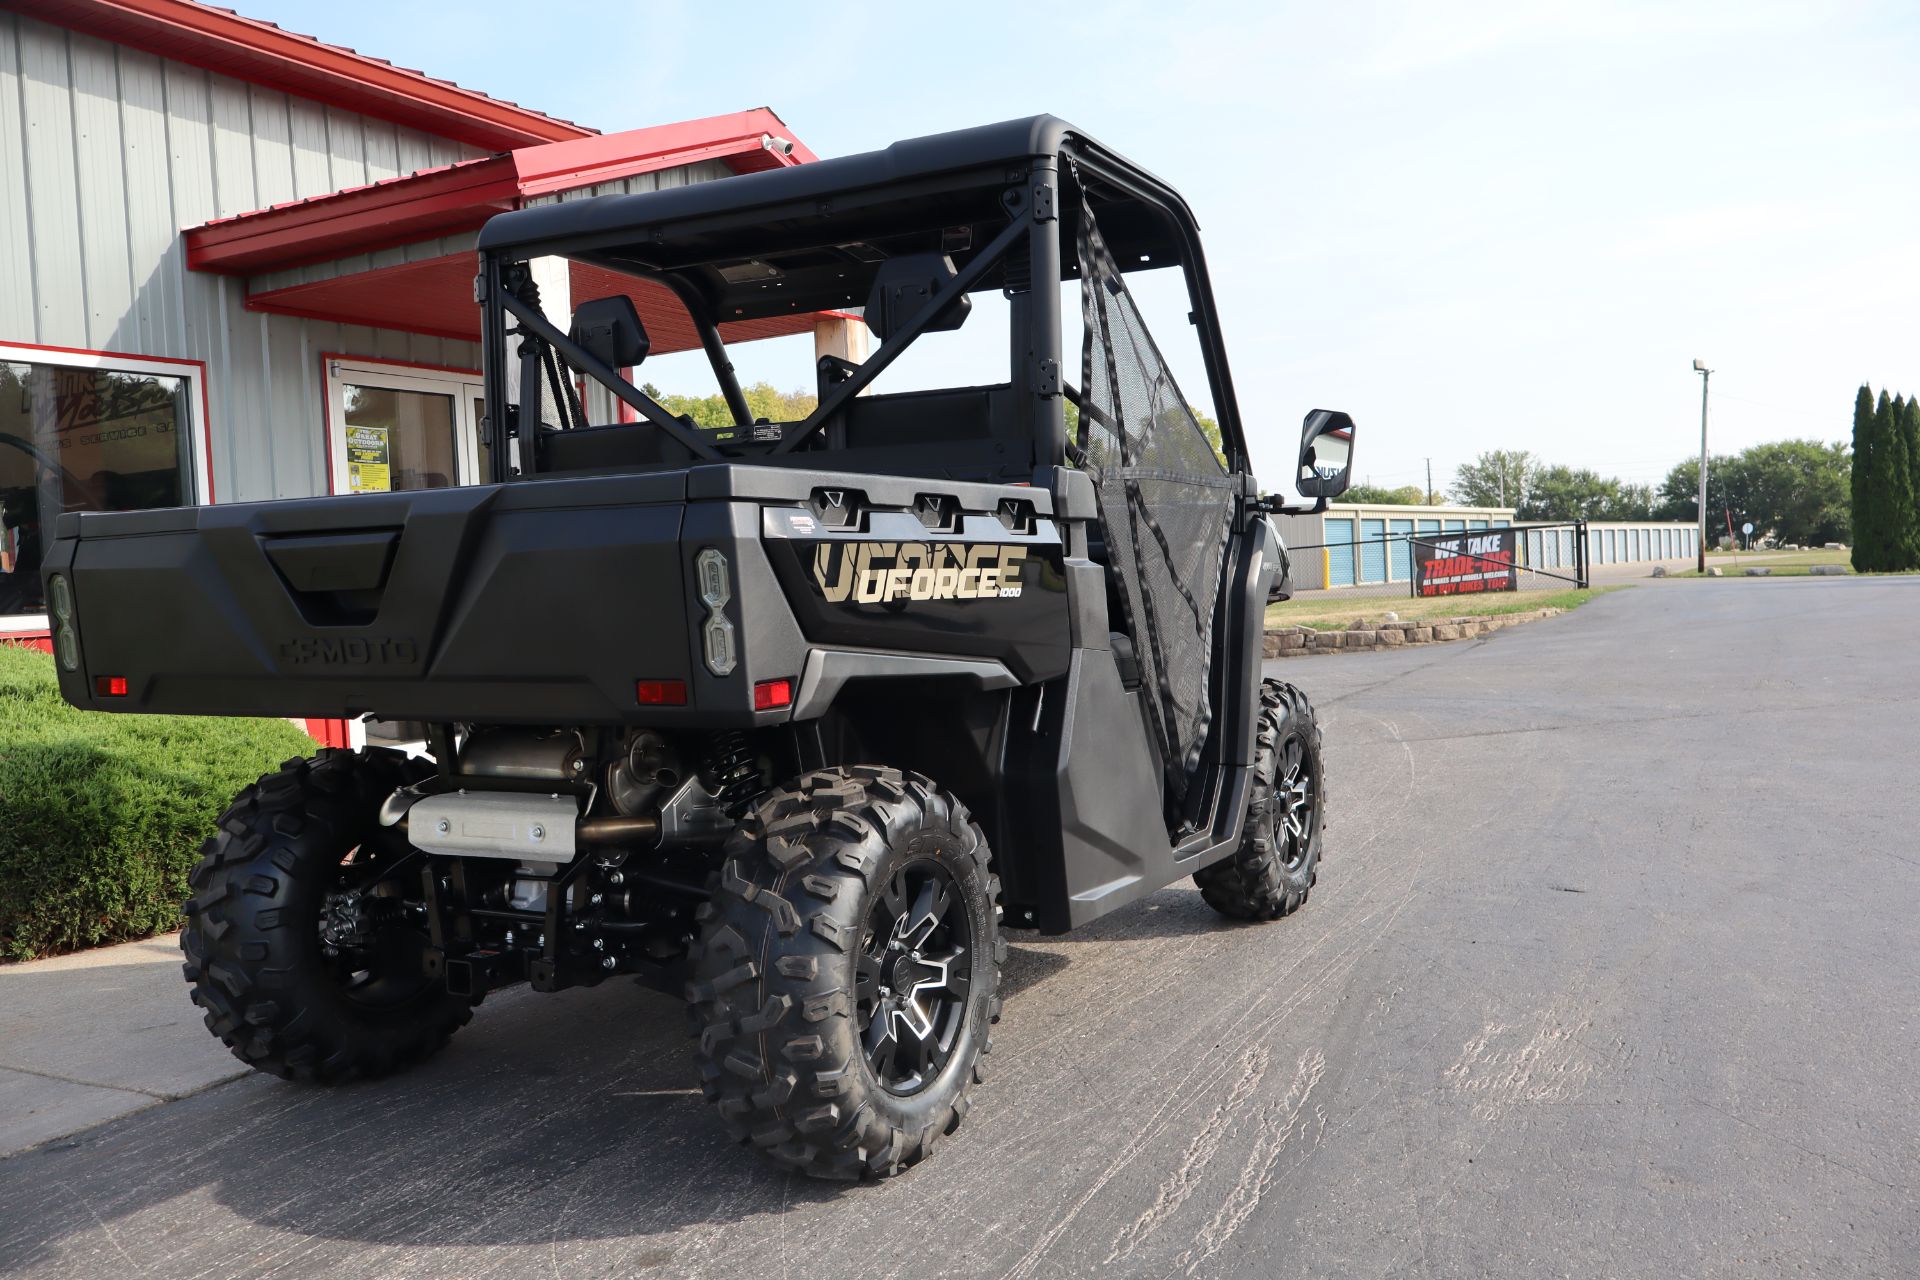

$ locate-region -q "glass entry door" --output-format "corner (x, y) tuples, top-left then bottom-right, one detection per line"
(325, 360), (484, 495)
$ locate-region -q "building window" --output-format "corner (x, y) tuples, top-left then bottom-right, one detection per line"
(1, 349), (204, 626)
(325, 357), (485, 494)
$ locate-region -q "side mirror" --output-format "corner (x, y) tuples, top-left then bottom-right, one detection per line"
(568, 295), (650, 370)
(1295, 409), (1355, 498)
(865, 252), (972, 342)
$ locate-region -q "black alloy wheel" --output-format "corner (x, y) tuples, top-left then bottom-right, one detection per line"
(856, 860), (974, 1095)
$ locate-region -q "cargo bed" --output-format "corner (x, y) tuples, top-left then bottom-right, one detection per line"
(43, 470), (698, 724)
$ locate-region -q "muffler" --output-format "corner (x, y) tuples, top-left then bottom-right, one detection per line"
(405, 792), (659, 861)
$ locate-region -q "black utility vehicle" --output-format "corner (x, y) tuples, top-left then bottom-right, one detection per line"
(44, 117), (1355, 1178)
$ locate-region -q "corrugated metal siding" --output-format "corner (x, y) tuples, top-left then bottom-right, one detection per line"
(0, 11), (487, 502)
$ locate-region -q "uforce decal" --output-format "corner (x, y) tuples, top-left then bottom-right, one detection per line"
(811, 542), (1029, 603)
(278, 636), (419, 666)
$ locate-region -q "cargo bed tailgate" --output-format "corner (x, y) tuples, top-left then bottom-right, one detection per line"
(42, 473), (690, 723)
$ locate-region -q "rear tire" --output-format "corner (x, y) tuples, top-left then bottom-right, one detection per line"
(687, 766), (1004, 1180)
(1194, 680), (1324, 920)
(180, 749), (472, 1082)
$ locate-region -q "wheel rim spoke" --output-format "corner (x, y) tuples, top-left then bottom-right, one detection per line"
(881, 870), (910, 920)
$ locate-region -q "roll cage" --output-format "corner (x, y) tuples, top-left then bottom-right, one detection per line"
(472, 115), (1253, 488)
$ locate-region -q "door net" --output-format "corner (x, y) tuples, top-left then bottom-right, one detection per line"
(1075, 193), (1236, 804)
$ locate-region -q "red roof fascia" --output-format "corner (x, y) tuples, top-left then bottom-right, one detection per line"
(511, 110), (817, 196)
(185, 109), (814, 277)
(19, 0), (592, 150)
(186, 155), (520, 275)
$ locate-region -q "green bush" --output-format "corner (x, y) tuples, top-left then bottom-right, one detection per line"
(0, 645), (316, 961)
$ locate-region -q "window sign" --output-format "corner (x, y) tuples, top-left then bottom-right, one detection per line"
(346, 423), (392, 493)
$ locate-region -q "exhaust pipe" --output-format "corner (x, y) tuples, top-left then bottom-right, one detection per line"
(576, 813), (660, 846)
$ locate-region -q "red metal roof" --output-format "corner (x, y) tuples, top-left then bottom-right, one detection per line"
(186, 109), (816, 275)
(245, 255), (821, 353)
(20, 0), (592, 149)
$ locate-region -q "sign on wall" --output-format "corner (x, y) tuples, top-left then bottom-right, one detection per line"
(1413, 528), (1519, 597)
(346, 424), (391, 493)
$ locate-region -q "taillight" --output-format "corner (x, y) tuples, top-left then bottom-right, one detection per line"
(94, 675), (128, 697)
(635, 678), (687, 706)
(753, 678), (793, 711)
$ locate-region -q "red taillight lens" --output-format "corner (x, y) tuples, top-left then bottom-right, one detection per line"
(635, 678), (687, 706)
(753, 678), (793, 711)
(95, 675), (128, 697)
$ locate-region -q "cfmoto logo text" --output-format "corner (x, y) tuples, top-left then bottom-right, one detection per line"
(811, 542), (1028, 604)
(278, 636), (419, 665)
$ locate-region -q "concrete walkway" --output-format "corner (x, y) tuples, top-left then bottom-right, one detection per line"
(0, 933), (246, 1156)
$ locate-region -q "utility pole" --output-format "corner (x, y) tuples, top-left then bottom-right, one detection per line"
(1426, 458), (1434, 504)
(1693, 360), (1711, 573)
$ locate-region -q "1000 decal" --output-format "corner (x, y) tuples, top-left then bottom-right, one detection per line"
(810, 542), (1029, 603)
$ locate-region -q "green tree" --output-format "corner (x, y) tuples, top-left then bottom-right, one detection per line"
(1612, 482), (1657, 521)
(1519, 465), (1627, 521)
(1451, 450), (1537, 509)
(1662, 442), (1851, 548)
(1722, 441), (1852, 547)
(1896, 395), (1912, 564)
(1193, 408), (1227, 469)
(1886, 393), (1920, 570)
(1341, 483), (1429, 505)
(646, 381), (818, 430)
(1850, 386), (1877, 570)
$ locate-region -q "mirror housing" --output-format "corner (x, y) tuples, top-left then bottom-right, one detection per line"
(1294, 409), (1356, 499)
(865, 252), (972, 342)
(568, 295), (650, 370)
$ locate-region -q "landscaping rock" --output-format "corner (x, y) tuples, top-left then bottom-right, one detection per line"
(1409, 626), (1434, 643)
(1706, 567), (1723, 577)
(1650, 565), (1667, 577)
(1810, 565), (1847, 576)
(1745, 567), (1771, 576)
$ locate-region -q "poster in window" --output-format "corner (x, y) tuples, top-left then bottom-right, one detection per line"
(346, 425), (391, 493)
(1413, 527), (1519, 597)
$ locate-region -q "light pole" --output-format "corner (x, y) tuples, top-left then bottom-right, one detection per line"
(1693, 359), (1711, 573)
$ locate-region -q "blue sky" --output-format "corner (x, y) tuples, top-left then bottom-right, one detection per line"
(255, 0), (1918, 497)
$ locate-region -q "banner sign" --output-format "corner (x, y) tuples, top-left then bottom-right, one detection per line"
(346, 424), (391, 493)
(1413, 528), (1519, 597)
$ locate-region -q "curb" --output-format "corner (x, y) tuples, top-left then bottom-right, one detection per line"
(1264, 607), (1564, 658)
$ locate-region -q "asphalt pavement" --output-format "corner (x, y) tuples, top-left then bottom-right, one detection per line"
(2, 578), (1917, 1278)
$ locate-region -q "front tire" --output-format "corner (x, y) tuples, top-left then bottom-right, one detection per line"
(180, 749), (472, 1082)
(1194, 680), (1325, 920)
(687, 766), (1004, 1180)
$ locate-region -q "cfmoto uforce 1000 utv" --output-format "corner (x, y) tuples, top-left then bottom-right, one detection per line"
(44, 116), (1356, 1179)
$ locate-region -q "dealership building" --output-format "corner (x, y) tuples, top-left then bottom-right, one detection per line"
(0, 0), (854, 744)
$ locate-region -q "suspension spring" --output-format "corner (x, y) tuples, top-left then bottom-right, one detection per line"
(702, 731), (762, 816)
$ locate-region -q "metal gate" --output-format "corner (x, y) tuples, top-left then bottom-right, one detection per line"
(1285, 521), (1590, 601)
